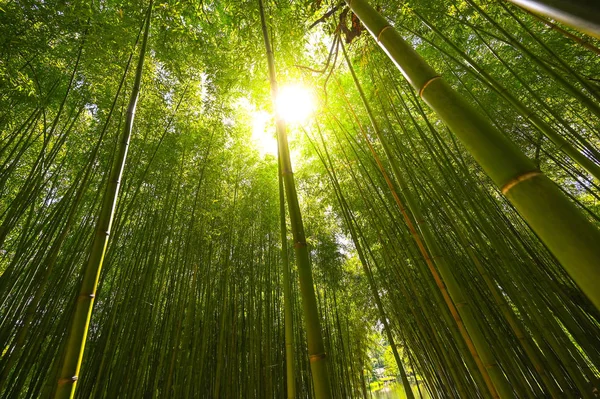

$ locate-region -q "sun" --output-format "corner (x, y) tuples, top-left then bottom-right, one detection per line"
(275, 85), (315, 124)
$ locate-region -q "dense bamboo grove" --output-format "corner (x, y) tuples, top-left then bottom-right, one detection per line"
(1, 0), (599, 398)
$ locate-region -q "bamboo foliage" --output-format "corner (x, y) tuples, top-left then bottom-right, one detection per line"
(307, 126), (416, 399)
(506, 0), (600, 39)
(0, 1), (599, 398)
(344, 0), (600, 310)
(52, 3), (153, 398)
(258, 0), (332, 396)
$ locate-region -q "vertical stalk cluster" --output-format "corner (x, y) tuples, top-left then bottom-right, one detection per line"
(1, 0), (599, 398)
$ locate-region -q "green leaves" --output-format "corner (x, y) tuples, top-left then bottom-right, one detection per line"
(1, 0), (599, 398)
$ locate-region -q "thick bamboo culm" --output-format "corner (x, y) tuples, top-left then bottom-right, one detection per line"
(258, 0), (332, 397)
(344, 0), (600, 310)
(340, 47), (515, 398)
(506, 0), (600, 39)
(0, 1), (599, 398)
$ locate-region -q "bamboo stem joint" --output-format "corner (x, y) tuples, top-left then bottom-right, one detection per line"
(501, 171), (542, 194)
(309, 353), (327, 363)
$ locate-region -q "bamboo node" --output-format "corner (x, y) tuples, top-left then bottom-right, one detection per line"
(377, 25), (393, 43)
(78, 293), (95, 301)
(309, 352), (327, 363)
(58, 376), (78, 385)
(281, 170), (294, 176)
(294, 241), (307, 249)
(501, 171), (542, 195)
(418, 76), (441, 98)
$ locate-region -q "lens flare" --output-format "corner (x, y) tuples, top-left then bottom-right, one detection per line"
(251, 111), (277, 156)
(276, 85), (314, 123)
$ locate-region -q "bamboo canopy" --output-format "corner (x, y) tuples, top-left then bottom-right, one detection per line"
(0, 0), (599, 398)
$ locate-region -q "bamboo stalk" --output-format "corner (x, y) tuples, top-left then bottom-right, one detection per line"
(412, 11), (600, 181)
(278, 151), (297, 399)
(506, 0), (600, 39)
(308, 125), (416, 399)
(339, 48), (510, 397)
(344, 0), (600, 310)
(516, 5), (600, 55)
(52, 3), (153, 398)
(258, 0), (332, 397)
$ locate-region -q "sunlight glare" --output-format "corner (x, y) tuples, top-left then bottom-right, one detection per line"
(276, 85), (315, 124)
(252, 110), (277, 156)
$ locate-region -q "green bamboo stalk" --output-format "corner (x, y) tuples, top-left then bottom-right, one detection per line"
(395, 99), (567, 397)
(470, 28), (600, 164)
(385, 77), (600, 396)
(0, 40), (139, 392)
(258, 0), (332, 397)
(340, 47), (513, 397)
(52, 3), (153, 398)
(506, 0), (600, 39)
(342, 149), (480, 398)
(392, 78), (600, 395)
(412, 11), (600, 181)
(309, 126), (415, 399)
(518, 6), (600, 55)
(215, 182), (238, 398)
(331, 123), (477, 397)
(463, 0), (600, 120)
(497, 1), (600, 107)
(0, 41), (85, 250)
(443, 199), (563, 397)
(330, 104), (494, 398)
(344, 0), (600, 310)
(278, 151), (297, 399)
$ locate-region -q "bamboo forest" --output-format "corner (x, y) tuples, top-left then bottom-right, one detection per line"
(2, 0), (600, 398)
